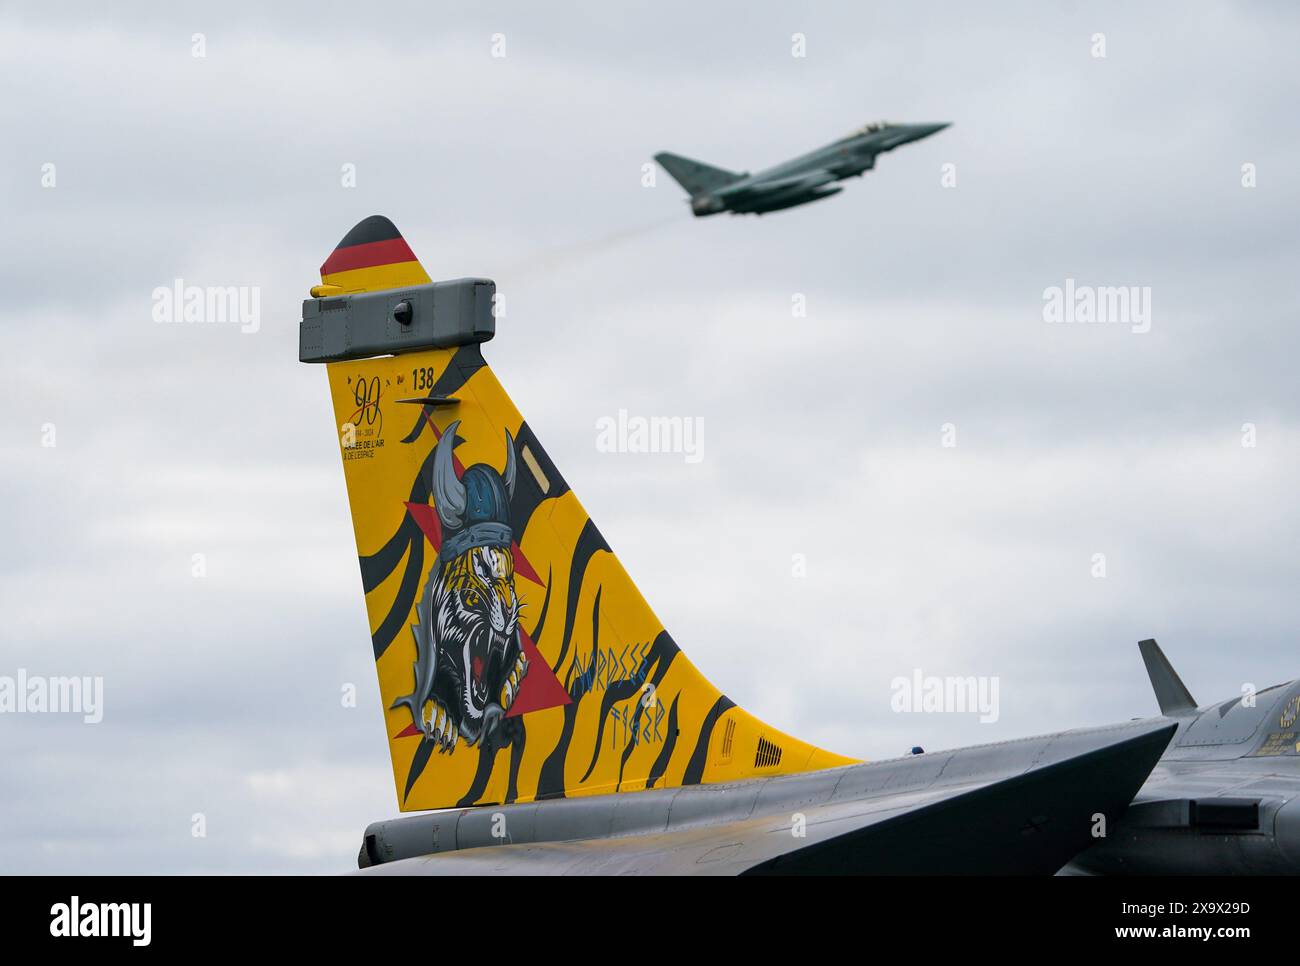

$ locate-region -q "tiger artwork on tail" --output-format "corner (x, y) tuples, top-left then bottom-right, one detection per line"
(314, 214), (856, 810)
(391, 420), (529, 751)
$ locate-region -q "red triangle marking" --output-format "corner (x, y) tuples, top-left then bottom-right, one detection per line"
(392, 627), (570, 737)
(507, 626), (572, 717)
(405, 501), (443, 550)
(511, 543), (543, 585)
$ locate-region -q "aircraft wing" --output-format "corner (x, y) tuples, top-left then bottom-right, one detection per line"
(357, 719), (1175, 875)
(715, 169), (839, 201)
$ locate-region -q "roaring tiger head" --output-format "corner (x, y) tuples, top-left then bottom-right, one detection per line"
(391, 421), (529, 751)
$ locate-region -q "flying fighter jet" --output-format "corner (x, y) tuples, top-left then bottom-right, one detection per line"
(655, 120), (950, 216)
(301, 215), (1180, 876)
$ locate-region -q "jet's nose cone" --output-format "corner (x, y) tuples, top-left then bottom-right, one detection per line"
(911, 122), (951, 139)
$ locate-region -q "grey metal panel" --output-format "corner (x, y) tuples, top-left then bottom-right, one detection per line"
(748, 765), (844, 816)
(1122, 798), (1194, 828)
(936, 736), (1048, 784)
(1029, 722), (1170, 770)
(362, 809), (465, 865)
(462, 800), (538, 847)
(300, 278), (495, 364)
(1275, 798), (1300, 867)
(1175, 683), (1292, 748)
(456, 801), (539, 849)
(607, 787), (675, 837)
(1237, 776), (1300, 794)
(529, 795), (617, 845)
(666, 780), (764, 829)
(830, 752), (953, 800)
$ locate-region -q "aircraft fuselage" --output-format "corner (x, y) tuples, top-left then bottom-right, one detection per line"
(685, 121), (949, 216)
(1066, 676), (1300, 875)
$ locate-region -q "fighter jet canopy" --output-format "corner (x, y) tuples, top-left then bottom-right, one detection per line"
(850, 120), (897, 135)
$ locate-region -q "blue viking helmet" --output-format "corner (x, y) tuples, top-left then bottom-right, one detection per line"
(431, 419), (517, 559)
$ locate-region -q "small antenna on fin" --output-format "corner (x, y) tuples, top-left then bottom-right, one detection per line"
(1138, 638), (1197, 716)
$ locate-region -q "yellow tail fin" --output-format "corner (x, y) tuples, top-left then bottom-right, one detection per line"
(306, 216), (855, 810)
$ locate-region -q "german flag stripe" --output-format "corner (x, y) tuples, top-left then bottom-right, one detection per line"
(321, 237), (418, 276)
(320, 261), (432, 295)
(336, 214), (403, 248)
(316, 215), (430, 296)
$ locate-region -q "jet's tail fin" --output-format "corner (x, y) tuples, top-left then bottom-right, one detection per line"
(302, 217), (855, 812)
(654, 151), (745, 196)
(310, 214), (432, 298)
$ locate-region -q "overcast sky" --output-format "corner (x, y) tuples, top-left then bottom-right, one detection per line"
(2, 1), (1298, 873)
